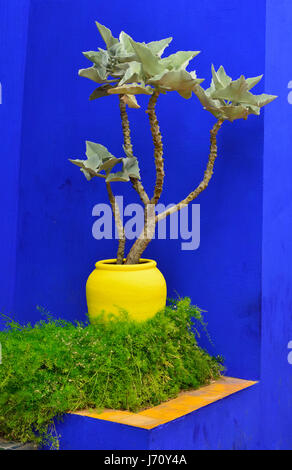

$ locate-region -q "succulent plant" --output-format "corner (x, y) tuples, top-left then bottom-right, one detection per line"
(194, 65), (277, 121)
(69, 141), (140, 182)
(71, 21), (277, 265)
(78, 22), (203, 106)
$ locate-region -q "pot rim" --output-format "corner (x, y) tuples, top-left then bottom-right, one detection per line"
(95, 258), (157, 271)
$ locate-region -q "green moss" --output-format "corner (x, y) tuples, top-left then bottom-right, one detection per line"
(0, 298), (223, 447)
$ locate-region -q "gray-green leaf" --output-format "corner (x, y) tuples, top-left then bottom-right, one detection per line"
(149, 69), (204, 99)
(95, 21), (119, 49)
(105, 156), (140, 182)
(194, 65), (277, 121)
(78, 66), (109, 84)
(129, 38), (164, 77)
(146, 37), (173, 57)
(160, 51), (200, 71)
(69, 141), (122, 181)
(118, 61), (143, 86)
(212, 75), (258, 106)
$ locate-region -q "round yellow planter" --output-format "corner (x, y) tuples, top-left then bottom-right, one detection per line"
(86, 259), (167, 322)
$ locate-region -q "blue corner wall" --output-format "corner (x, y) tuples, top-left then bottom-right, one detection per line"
(260, 0), (292, 450)
(50, 385), (260, 450)
(0, 0), (30, 316)
(0, 0), (291, 449)
(51, 414), (150, 451)
(149, 386), (260, 450)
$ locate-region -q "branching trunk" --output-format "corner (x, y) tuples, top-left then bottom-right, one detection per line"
(124, 204), (156, 265)
(119, 96), (150, 205)
(156, 119), (223, 222)
(106, 96), (150, 264)
(106, 182), (125, 264)
(125, 92), (164, 264)
(126, 119), (223, 264)
(130, 178), (150, 205)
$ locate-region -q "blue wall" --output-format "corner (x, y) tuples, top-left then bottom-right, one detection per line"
(260, 0), (292, 450)
(1, 0), (292, 449)
(3, 0), (266, 381)
(50, 385), (260, 450)
(0, 0), (31, 317)
(149, 386), (260, 450)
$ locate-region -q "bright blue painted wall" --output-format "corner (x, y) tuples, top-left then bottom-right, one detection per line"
(2, 0), (292, 449)
(0, 0), (31, 318)
(4, 0), (266, 381)
(260, 0), (292, 450)
(50, 385), (260, 450)
(49, 414), (150, 451)
(149, 385), (260, 450)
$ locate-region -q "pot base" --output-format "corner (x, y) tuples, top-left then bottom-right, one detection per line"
(86, 259), (167, 322)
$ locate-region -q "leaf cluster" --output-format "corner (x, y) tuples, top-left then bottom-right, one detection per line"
(79, 21), (203, 105)
(195, 65), (276, 122)
(69, 141), (140, 182)
(70, 21), (277, 183)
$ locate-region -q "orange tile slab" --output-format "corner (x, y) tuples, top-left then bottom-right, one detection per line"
(72, 376), (257, 430)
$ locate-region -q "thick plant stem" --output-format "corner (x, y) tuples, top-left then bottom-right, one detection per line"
(119, 96), (150, 205)
(124, 92), (164, 265)
(147, 91), (164, 206)
(130, 178), (150, 206)
(106, 182), (125, 264)
(125, 204), (156, 265)
(157, 119), (223, 222)
(119, 95), (133, 154)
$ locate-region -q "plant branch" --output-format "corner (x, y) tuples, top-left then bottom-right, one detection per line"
(119, 95), (134, 154)
(119, 95), (150, 205)
(106, 182), (126, 264)
(125, 204), (156, 265)
(124, 119), (223, 264)
(124, 92), (165, 265)
(147, 91), (164, 205)
(125, 91), (164, 265)
(156, 119), (224, 222)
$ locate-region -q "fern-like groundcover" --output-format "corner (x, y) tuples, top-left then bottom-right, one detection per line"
(0, 298), (223, 448)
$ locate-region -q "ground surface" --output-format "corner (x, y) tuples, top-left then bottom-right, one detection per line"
(0, 438), (37, 450)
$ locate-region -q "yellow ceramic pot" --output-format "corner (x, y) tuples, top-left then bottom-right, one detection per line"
(86, 259), (167, 322)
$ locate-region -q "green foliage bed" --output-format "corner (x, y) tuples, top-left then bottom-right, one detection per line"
(0, 298), (223, 447)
